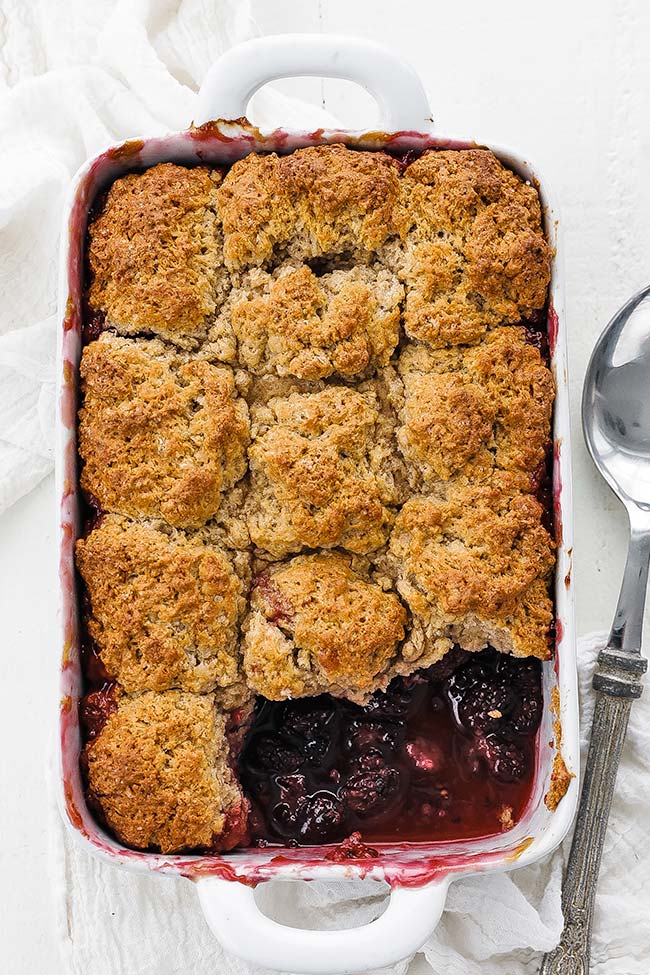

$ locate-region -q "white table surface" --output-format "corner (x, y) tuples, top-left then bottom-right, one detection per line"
(2, 1), (650, 972)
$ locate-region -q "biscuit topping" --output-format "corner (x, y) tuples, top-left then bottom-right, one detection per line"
(88, 164), (226, 347)
(83, 691), (249, 853)
(217, 144), (401, 268)
(390, 149), (550, 347)
(245, 384), (406, 556)
(243, 553), (407, 702)
(78, 334), (249, 527)
(394, 327), (554, 490)
(390, 482), (555, 660)
(76, 516), (249, 695)
(223, 262), (402, 380)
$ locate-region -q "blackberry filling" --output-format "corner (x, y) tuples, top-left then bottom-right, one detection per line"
(239, 646), (542, 846)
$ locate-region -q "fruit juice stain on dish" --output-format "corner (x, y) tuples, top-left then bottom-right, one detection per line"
(239, 647), (541, 846)
(80, 682), (118, 740)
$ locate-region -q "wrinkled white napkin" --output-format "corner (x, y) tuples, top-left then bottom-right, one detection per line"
(3, 3), (649, 974)
(49, 632), (650, 975)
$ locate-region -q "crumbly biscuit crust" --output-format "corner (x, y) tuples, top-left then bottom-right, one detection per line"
(216, 144), (401, 268)
(88, 164), (227, 348)
(243, 552), (407, 703)
(389, 149), (551, 347)
(78, 333), (249, 527)
(245, 384), (406, 556)
(82, 148), (554, 669)
(218, 262), (403, 381)
(76, 515), (250, 695)
(393, 327), (554, 489)
(83, 691), (249, 853)
(390, 481), (555, 660)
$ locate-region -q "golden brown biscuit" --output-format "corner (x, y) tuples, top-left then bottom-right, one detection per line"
(88, 164), (230, 350)
(389, 480), (555, 660)
(83, 691), (249, 853)
(217, 145), (401, 268)
(76, 516), (250, 695)
(242, 552), (407, 703)
(394, 328), (554, 490)
(386, 149), (550, 347)
(218, 262), (402, 380)
(245, 384), (406, 556)
(78, 334), (249, 527)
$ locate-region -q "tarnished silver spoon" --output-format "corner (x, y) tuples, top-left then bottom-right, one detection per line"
(540, 285), (650, 973)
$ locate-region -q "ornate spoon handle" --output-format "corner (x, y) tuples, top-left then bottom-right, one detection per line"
(539, 667), (641, 974)
(540, 519), (650, 973)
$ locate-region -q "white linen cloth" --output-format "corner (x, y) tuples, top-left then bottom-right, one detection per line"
(1, 2), (648, 973)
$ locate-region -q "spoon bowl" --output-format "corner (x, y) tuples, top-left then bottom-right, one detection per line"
(582, 284), (650, 510)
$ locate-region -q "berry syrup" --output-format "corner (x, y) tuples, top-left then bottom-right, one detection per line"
(239, 647), (542, 847)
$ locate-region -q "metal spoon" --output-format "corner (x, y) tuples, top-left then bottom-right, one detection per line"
(540, 285), (650, 973)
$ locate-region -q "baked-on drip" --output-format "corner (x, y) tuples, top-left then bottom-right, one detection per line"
(77, 143), (563, 852)
(245, 384), (407, 556)
(243, 553), (407, 704)
(87, 163), (228, 349)
(76, 515), (250, 697)
(78, 334), (249, 527)
(82, 690), (249, 853)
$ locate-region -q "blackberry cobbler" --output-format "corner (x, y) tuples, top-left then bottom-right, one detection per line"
(76, 145), (565, 855)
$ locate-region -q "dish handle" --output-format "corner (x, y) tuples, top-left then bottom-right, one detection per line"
(197, 875), (449, 973)
(194, 33), (433, 133)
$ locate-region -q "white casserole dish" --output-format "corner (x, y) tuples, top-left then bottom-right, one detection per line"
(55, 33), (579, 974)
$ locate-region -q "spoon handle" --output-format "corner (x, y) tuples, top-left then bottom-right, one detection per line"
(540, 517), (650, 974)
(539, 680), (639, 974)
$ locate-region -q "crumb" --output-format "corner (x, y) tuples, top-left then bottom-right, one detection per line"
(499, 805), (515, 830)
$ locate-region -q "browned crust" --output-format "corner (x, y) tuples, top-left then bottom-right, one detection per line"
(78, 334), (249, 527)
(394, 327), (554, 490)
(245, 384), (407, 557)
(88, 164), (226, 345)
(222, 262), (403, 380)
(76, 516), (250, 695)
(390, 149), (551, 347)
(389, 479), (555, 660)
(217, 144), (401, 268)
(83, 691), (249, 853)
(242, 552), (407, 702)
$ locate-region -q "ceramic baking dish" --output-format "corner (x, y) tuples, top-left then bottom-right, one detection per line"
(55, 33), (579, 974)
